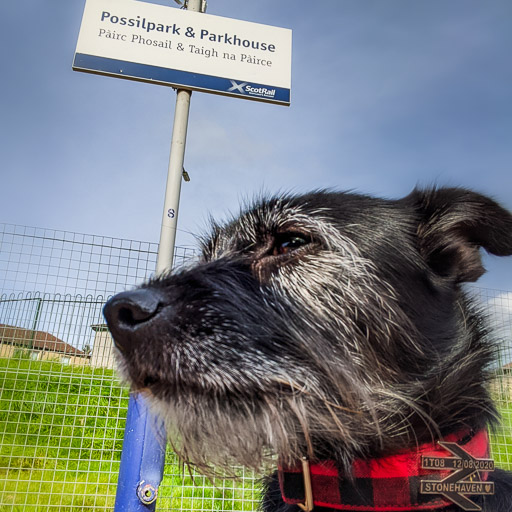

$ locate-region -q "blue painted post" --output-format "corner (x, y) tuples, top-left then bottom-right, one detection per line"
(114, 394), (166, 511)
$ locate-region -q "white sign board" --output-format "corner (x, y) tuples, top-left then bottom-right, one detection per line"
(73, 0), (292, 105)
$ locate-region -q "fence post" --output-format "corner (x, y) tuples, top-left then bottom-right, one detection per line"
(29, 297), (42, 349)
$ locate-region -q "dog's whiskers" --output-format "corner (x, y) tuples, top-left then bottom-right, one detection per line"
(273, 377), (362, 415)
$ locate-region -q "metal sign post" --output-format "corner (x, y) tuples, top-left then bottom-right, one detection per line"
(74, 0), (291, 507)
(156, 86), (193, 274)
(114, 3), (202, 511)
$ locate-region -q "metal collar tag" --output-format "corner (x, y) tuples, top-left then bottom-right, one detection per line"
(420, 441), (495, 511)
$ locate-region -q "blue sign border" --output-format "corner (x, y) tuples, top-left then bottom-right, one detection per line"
(73, 53), (290, 105)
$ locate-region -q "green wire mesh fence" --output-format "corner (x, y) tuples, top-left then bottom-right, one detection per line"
(0, 222), (510, 510)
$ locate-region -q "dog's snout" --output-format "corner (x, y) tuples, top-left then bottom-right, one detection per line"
(103, 289), (164, 350)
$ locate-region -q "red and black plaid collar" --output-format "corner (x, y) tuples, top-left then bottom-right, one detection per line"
(278, 430), (491, 512)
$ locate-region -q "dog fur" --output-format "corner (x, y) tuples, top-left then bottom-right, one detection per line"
(104, 187), (512, 511)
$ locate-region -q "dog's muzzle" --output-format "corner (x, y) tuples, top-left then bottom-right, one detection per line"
(103, 289), (165, 353)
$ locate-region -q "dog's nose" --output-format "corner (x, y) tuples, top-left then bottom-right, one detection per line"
(103, 289), (164, 351)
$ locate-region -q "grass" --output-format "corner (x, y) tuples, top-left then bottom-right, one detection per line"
(491, 399), (512, 467)
(0, 357), (260, 511)
(0, 356), (511, 510)
(0, 356), (127, 510)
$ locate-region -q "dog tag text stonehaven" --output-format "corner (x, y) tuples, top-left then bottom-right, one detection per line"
(420, 441), (495, 511)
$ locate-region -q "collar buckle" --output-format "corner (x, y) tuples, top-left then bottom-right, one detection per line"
(297, 457), (314, 512)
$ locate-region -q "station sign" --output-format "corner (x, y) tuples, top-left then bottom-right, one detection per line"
(73, 0), (292, 105)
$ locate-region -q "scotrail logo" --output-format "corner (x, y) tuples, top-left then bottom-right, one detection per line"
(228, 80), (276, 99)
(228, 80), (247, 93)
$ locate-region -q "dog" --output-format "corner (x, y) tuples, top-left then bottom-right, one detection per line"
(104, 187), (512, 511)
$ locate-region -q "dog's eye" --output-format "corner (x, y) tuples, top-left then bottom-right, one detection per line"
(273, 234), (310, 256)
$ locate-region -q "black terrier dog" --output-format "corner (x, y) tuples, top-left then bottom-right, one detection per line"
(104, 187), (512, 511)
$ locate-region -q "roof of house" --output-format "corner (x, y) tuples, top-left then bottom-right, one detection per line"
(0, 324), (85, 356)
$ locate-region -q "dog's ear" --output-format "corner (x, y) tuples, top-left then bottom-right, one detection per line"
(408, 187), (512, 283)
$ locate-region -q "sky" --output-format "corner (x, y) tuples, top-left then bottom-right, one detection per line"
(1, 0), (511, 296)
